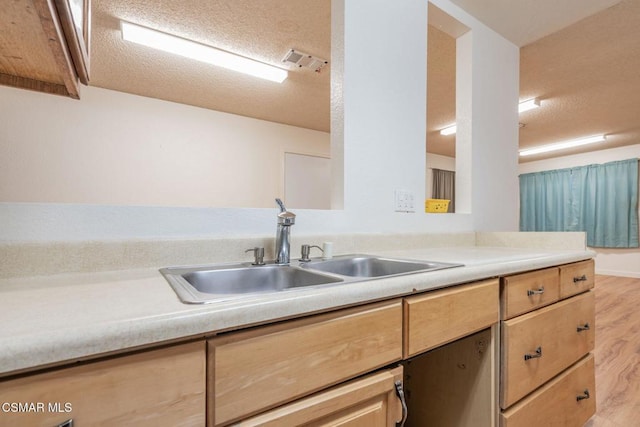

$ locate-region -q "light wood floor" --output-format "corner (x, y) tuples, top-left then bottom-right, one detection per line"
(584, 275), (640, 427)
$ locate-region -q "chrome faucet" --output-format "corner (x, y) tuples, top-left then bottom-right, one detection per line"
(275, 198), (296, 265)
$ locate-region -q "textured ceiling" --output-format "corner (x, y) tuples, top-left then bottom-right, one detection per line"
(90, 0), (640, 162)
(427, 0), (640, 161)
(518, 0), (640, 161)
(91, 0), (331, 132)
(426, 26), (457, 158)
(450, 0), (621, 47)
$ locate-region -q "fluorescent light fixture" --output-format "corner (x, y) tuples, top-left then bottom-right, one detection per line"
(519, 134), (607, 157)
(120, 21), (288, 83)
(518, 98), (540, 113)
(439, 98), (540, 136)
(440, 124), (457, 136)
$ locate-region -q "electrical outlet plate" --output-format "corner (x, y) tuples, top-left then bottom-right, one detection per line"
(394, 189), (415, 213)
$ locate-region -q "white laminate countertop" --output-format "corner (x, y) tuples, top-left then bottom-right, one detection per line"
(0, 246), (594, 376)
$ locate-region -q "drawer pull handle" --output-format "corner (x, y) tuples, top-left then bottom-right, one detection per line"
(576, 389), (591, 401)
(577, 323), (590, 332)
(56, 420), (73, 427)
(573, 275), (588, 283)
(394, 380), (408, 427)
(527, 287), (545, 296)
(524, 346), (542, 361)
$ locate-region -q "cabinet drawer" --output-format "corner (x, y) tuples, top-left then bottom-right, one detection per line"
(501, 267), (560, 320)
(235, 366), (404, 427)
(501, 354), (596, 427)
(209, 300), (403, 426)
(0, 342), (206, 427)
(404, 279), (499, 358)
(560, 260), (595, 299)
(501, 291), (595, 408)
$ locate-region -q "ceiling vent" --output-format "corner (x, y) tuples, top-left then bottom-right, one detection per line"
(282, 49), (328, 73)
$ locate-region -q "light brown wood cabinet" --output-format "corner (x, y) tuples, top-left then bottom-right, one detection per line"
(499, 260), (596, 426)
(0, 0), (90, 98)
(0, 341), (206, 427)
(208, 300), (404, 426)
(403, 328), (496, 427)
(0, 258), (594, 427)
(235, 367), (404, 427)
(560, 260), (595, 299)
(501, 354), (595, 427)
(209, 279), (502, 427)
(500, 267), (560, 320)
(404, 279), (499, 357)
(501, 291), (595, 407)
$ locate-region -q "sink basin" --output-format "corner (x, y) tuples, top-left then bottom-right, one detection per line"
(161, 254), (463, 304)
(301, 255), (462, 278)
(160, 263), (343, 304)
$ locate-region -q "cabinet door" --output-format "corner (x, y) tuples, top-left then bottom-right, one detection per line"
(0, 341), (206, 426)
(235, 367), (404, 427)
(209, 300), (403, 426)
(53, 0), (90, 84)
(0, 0), (81, 97)
(404, 279), (499, 357)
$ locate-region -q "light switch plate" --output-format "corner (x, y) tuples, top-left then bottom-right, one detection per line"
(394, 189), (415, 212)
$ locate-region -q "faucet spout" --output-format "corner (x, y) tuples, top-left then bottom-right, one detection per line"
(275, 198), (296, 265)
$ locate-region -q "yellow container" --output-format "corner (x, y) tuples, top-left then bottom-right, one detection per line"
(425, 199), (450, 213)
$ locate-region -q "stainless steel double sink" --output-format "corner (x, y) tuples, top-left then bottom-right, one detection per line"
(160, 254), (463, 304)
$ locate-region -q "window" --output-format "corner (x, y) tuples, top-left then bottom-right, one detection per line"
(520, 159), (639, 248)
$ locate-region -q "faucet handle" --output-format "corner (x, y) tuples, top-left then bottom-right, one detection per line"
(245, 247), (265, 265)
(277, 210), (296, 225)
(299, 244), (324, 262)
(275, 198), (296, 225)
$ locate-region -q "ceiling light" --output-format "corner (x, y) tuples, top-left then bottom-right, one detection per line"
(120, 21), (288, 83)
(518, 98), (540, 113)
(439, 99), (540, 136)
(519, 134), (607, 157)
(440, 124), (457, 136)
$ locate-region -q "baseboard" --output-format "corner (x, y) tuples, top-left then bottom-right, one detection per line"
(595, 269), (640, 279)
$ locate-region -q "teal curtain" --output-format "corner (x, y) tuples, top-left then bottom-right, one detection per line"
(520, 169), (572, 232)
(520, 158), (639, 248)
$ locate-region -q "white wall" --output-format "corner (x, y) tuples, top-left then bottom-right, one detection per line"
(0, 86), (329, 208)
(433, 0), (520, 224)
(467, 18), (520, 230)
(0, 0), (520, 242)
(518, 144), (640, 174)
(284, 153), (331, 209)
(518, 144), (640, 277)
